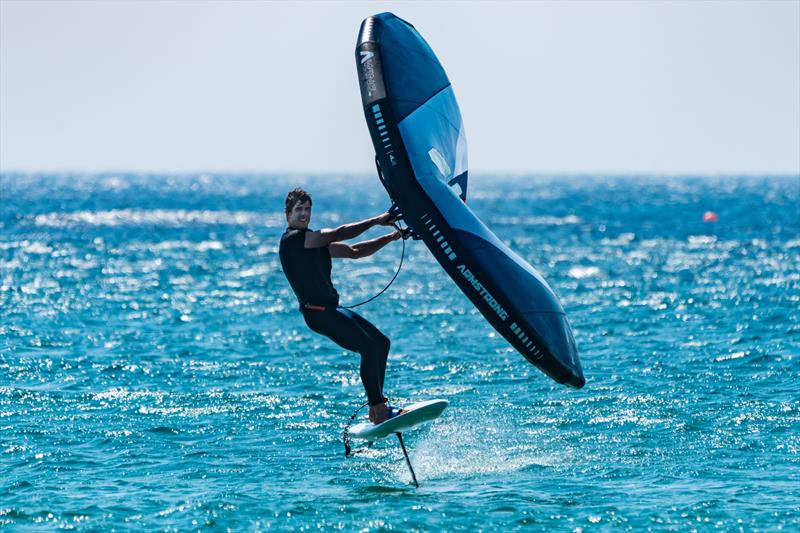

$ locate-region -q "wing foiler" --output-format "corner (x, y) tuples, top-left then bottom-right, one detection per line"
(355, 13), (585, 388)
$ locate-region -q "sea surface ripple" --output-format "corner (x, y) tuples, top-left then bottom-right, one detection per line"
(1, 173), (798, 531)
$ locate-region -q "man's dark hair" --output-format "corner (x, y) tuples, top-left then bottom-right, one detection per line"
(285, 187), (312, 214)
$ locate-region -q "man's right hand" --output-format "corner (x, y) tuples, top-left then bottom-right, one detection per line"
(391, 228), (411, 241)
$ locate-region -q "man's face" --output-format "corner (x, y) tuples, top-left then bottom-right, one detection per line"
(287, 200), (311, 229)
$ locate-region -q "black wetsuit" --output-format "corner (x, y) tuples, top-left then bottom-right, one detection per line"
(279, 227), (389, 405)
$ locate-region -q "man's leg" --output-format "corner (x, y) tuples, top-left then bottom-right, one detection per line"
(340, 309), (391, 391)
(303, 308), (385, 406)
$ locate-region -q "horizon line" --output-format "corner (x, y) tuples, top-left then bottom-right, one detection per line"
(2, 168), (799, 178)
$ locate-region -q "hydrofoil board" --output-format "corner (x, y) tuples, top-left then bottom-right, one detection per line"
(349, 399), (448, 441)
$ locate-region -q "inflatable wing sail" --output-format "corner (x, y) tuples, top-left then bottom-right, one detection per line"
(356, 13), (585, 388)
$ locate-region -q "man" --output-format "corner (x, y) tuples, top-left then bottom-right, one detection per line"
(279, 187), (408, 424)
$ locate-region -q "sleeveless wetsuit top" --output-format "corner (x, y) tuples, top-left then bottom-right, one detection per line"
(279, 227), (339, 308)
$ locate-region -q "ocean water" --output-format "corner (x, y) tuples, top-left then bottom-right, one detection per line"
(1, 172), (798, 531)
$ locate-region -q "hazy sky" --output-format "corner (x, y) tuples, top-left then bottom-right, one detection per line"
(1, 0), (798, 175)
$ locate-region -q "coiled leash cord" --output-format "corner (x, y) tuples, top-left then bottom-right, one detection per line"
(343, 401), (374, 457)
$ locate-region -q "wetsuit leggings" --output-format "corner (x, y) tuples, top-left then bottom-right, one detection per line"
(302, 307), (390, 406)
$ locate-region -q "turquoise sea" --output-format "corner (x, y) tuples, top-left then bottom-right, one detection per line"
(1, 173), (798, 531)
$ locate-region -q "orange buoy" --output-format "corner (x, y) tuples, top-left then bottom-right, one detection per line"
(703, 211), (719, 222)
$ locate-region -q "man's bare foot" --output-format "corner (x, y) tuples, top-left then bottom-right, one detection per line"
(369, 402), (406, 424)
(369, 402), (390, 424)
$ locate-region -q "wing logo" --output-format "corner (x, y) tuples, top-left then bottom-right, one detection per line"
(360, 51), (378, 97)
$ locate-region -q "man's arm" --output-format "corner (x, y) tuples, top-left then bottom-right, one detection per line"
(304, 212), (393, 248)
(329, 231), (402, 259)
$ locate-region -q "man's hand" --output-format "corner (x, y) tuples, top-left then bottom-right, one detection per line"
(391, 227), (411, 241)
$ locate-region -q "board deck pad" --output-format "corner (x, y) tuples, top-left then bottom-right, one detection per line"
(349, 399), (448, 441)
